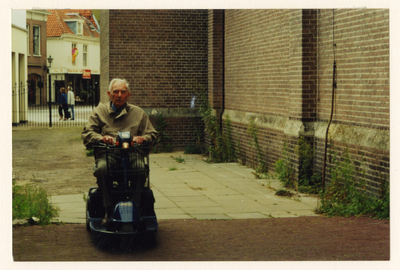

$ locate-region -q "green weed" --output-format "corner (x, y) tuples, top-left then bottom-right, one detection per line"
(275, 189), (294, 197)
(316, 149), (389, 219)
(172, 155), (185, 163)
(152, 113), (171, 153)
(184, 126), (204, 154)
(184, 143), (203, 154)
(224, 115), (237, 162)
(198, 93), (236, 163)
(169, 165), (178, 171)
(275, 137), (320, 194)
(12, 181), (59, 225)
(275, 139), (296, 188)
(247, 118), (267, 173)
(295, 137), (320, 194)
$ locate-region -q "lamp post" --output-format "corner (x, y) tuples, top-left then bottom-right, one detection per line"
(47, 55), (53, 128)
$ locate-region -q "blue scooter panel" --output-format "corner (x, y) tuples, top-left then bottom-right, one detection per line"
(111, 201), (141, 223)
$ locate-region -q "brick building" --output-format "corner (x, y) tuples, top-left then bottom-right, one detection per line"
(26, 10), (51, 107)
(100, 9), (389, 196)
(100, 10), (207, 149)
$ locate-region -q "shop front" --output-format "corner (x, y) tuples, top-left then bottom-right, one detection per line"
(49, 68), (100, 106)
(67, 69), (100, 107)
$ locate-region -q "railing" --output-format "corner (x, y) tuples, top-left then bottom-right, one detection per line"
(12, 82), (97, 128)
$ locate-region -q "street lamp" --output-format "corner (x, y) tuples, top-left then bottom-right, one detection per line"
(47, 55), (53, 128)
(47, 55), (53, 68)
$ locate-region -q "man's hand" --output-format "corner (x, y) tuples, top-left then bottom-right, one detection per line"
(132, 136), (145, 144)
(102, 135), (114, 145)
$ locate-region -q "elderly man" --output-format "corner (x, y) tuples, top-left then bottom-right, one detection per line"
(82, 78), (157, 225)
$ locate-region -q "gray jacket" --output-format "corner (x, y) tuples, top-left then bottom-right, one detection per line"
(81, 102), (157, 150)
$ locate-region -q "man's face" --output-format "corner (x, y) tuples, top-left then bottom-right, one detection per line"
(107, 81), (131, 109)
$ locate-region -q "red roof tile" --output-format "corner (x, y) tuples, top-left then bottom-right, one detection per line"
(47, 9), (100, 38)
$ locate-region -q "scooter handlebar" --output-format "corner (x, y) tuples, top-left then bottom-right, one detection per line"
(93, 140), (150, 149)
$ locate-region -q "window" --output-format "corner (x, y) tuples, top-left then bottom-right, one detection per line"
(66, 21), (76, 33)
(77, 22), (82, 35)
(83, 45), (88, 66)
(65, 21), (82, 35)
(33, 26), (40, 55)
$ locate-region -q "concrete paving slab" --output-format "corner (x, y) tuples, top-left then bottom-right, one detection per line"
(158, 187), (205, 197)
(167, 195), (209, 202)
(267, 199), (317, 211)
(191, 214), (233, 220)
(262, 212), (299, 218)
(47, 152), (320, 224)
(197, 187), (241, 196)
(226, 213), (269, 219)
(155, 207), (187, 215)
(151, 182), (189, 190)
(153, 197), (177, 208)
(174, 199), (220, 208)
(157, 214), (192, 219)
(179, 206), (227, 215)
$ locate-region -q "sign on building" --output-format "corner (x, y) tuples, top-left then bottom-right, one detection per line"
(83, 69), (91, 79)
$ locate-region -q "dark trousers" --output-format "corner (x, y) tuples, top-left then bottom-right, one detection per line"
(59, 104), (68, 118)
(93, 154), (145, 210)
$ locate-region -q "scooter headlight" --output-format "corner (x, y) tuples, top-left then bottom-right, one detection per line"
(122, 142), (129, 149)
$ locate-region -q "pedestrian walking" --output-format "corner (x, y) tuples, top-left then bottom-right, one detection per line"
(58, 87), (68, 121)
(67, 86), (75, 120)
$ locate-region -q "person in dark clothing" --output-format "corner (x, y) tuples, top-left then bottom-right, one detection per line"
(58, 87), (68, 121)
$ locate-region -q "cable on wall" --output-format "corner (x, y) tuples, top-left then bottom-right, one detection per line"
(321, 9), (337, 190)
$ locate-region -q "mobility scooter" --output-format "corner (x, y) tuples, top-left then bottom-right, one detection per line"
(85, 131), (158, 241)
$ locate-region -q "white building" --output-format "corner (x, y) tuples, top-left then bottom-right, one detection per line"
(47, 9), (100, 105)
(12, 10), (28, 125)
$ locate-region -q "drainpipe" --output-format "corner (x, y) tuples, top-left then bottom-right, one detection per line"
(219, 10), (225, 132)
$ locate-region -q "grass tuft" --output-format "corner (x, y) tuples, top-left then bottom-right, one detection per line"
(13, 180), (59, 225)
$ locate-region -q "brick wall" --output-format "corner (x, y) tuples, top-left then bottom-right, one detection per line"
(149, 116), (204, 149)
(101, 10), (208, 150)
(99, 10), (109, 103)
(105, 10), (208, 108)
(219, 9), (389, 195)
(223, 9), (300, 175)
(315, 9), (390, 194)
(102, 9), (389, 196)
(317, 9), (389, 128)
(225, 10), (291, 117)
(27, 17), (48, 105)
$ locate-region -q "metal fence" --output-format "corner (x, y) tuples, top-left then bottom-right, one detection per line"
(12, 82), (97, 128)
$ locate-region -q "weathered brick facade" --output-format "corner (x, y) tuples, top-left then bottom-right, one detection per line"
(100, 10), (208, 149)
(315, 9), (389, 194)
(101, 9), (389, 196)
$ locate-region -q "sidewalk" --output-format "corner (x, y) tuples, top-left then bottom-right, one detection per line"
(48, 152), (319, 224)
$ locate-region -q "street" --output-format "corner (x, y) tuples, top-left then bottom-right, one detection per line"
(13, 217), (390, 261)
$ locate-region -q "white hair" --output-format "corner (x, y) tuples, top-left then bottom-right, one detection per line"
(108, 78), (130, 93)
